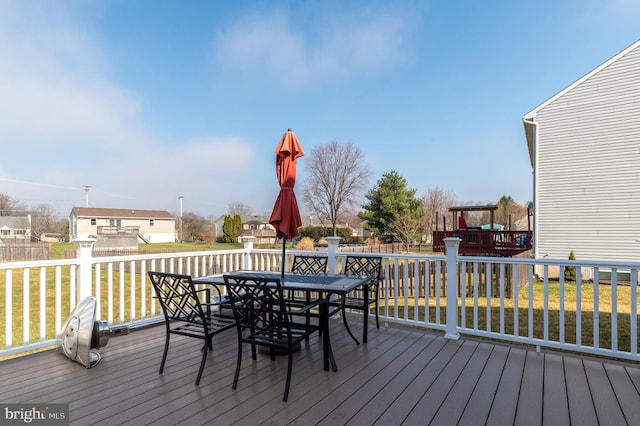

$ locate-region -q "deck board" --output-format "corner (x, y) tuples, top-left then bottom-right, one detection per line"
(485, 346), (526, 426)
(515, 350), (544, 425)
(457, 343), (509, 426)
(584, 358), (627, 425)
(429, 340), (494, 425)
(1, 321), (640, 426)
(564, 355), (599, 426)
(542, 353), (570, 425)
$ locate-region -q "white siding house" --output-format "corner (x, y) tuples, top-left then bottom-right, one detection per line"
(0, 216), (31, 242)
(69, 207), (176, 244)
(523, 39), (640, 264)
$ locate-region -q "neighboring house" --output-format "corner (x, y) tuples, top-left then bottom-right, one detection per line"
(213, 215), (277, 244)
(69, 207), (176, 246)
(523, 39), (640, 265)
(0, 216), (31, 242)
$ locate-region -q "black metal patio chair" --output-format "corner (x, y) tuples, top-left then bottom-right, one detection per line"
(223, 274), (322, 402)
(284, 255), (328, 308)
(334, 255), (383, 344)
(148, 271), (236, 385)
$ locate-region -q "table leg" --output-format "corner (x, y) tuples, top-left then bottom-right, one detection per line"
(363, 288), (369, 344)
(320, 298), (337, 372)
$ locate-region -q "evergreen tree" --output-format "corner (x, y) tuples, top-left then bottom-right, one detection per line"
(359, 170), (425, 250)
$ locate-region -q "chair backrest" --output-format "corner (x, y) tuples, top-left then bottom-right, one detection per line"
(223, 274), (290, 332)
(291, 255), (328, 275)
(343, 256), (383, 283)
(148, 271), (207, 324)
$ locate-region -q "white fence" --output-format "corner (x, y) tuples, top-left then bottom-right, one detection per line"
(1, 237), (639, 362)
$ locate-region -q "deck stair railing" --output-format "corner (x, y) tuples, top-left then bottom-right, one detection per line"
(1, 236), (639, 363)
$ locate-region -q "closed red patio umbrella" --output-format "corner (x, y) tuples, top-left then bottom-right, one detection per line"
(269, 129), (304, 276)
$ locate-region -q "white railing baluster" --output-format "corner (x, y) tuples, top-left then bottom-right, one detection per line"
(611, 268), (618, 352)
(130, 260), (136, 321)
(559, 268), (565, 344)
(473, 262), (479, 330)
(95, 263), (101, 320)
(141, 260), (147, 319)
(108, 263), (114, 324)
(528, 264), (534, 340)
(55, 266), (62, 334)
(594, 268), (600, 350)
(485, 262), (491, 333)
(39, 267), (46, 341)
(23, 268), (30, 345)
(499, 263), (505, 335)
(576, 267), (582, 348)
(119, 261), (125, 323)
(6, 270), (12, 349)
(631, 268), (638, 356)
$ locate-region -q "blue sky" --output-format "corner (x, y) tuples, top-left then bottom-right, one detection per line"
(1, 1), (639, 220)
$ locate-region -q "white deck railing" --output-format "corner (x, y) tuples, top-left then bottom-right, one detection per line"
(1, 237), (639, 362)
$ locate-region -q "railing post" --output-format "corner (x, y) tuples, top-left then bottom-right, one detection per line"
(326, 236), (341, 275)
(241, 236), (255, 270)
(444, 237), (461, 340)
(74, 238), (96, 303)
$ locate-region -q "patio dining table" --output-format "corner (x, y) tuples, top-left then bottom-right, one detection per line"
(193, 271), (369, 372)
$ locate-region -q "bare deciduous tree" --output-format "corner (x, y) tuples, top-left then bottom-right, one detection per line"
(0, 193), (27, 216)
(29, 203), (57, 239)
(227, 202), (252, 216)
(421, 187), (457, 241)
(302, 140), (371, 236)
(482, 195), (528, 229)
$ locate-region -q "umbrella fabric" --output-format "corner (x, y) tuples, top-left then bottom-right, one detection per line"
(269, 129), (304, 240)
(458, 212), (467, 229)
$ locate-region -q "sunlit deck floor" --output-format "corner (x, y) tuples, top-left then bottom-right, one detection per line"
(2, 319), (640, 425)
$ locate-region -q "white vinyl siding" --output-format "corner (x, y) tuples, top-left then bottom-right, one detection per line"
(531, 42), (640, 262)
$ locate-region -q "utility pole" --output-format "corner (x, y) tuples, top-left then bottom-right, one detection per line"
(83, 185), (91, 207)
(178, 195), (184, 242)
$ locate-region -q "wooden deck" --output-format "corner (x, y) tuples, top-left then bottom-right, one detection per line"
(2, 319), (640, 425)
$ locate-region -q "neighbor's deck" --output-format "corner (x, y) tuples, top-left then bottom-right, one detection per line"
(1, 320), (639, 425)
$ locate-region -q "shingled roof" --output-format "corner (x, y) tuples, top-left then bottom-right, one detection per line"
(70, 207), (174, 219)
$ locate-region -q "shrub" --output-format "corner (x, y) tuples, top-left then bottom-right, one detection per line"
(565, 250), (576, 281)
(295, 237), (315, 250)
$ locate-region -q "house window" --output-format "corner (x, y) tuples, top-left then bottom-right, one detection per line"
(149, 219), (155, 227)
(14, 230), (25, 235)
(1, 230), (9, 236)
(90, 218), (97, 226)
(109, 219), (121, 227)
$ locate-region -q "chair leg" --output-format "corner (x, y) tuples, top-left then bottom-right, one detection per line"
(159, 331), (170, 374)
(342, 306), (360, 345)
(363, 291), (369, 344)
(195, 341), (208, 385)
(375, 298), (380, 329)
(232, 342), (243, 390)
(283, 351), (293, 402)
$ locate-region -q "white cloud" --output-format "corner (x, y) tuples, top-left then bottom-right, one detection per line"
(0, 1), (143, 149)
(212, 7), (412, 87)
(0, 2), (266, 216)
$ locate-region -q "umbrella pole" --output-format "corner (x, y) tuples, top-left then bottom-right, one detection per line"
(281, 234), (287, 281)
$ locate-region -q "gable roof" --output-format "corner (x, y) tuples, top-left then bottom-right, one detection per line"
(522, 39), (640, 165)
(70, 207), (175, 220)
(0, 216), (30, 228)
